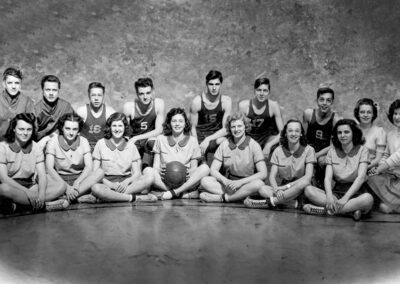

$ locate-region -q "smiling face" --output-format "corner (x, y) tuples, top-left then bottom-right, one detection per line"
(230, 119), (245, 141)
(170, 114), (185, 136)
(89, 87), (105, 109)
(286, 121), (302, 145)
(317, 92), (333, 114)
(393, 108), (400, 128)
(42, 81), (60, 103)
(110, 120), (125, 140)
(14, 119), (33, 145)
(62, 120), (80, 143)
(358, 104), (373, 125)
(3, 75), (21, 97)
(254, 84), (270, 103)
(337, 124), (353, 147)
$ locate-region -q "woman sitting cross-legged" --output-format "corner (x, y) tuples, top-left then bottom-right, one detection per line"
(91, 113), (156, 203)
(143, 107), (209, 200)
(46, 113), (103, 204)
(368, 99), (400, 213)
(303, 119), (374, 221)
(244, 119), (315, 209)
(199, 112), (267, 203)
(0, 113), (68, 214)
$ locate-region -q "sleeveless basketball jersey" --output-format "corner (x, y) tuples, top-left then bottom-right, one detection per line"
(196, 95), (224, 143)
(130, 100), (157, 136)
(247, 100), (279, 146)
(306, 109), (335, 152)
(81, 104), (107, 150)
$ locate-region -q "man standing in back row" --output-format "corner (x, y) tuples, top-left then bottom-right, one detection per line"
(76, 82), (116, 151)
(34, 75), (75, 149)
(238, 77), (284, 159)
(123, 77), (165, 167)
(190, 70), (232, 159)
(303, 86), (341, 186)
(0, 67), (34, 140)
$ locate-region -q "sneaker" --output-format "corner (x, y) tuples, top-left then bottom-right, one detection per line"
(243, 196), (271, 208)
(352, 210), (362, 221)
(200, 192), (223, 203)
(135, 193), (157, 203)
(77, 194), (97, 204)
(182, 190), (200, 199)
(46, 199), (69, 212)
(302, 204), (328, 215)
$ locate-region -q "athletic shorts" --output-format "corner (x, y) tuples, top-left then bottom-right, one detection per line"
(60, 174), (80, 186)
(104, 175), (131, 183)
(332, 182), (369, 199)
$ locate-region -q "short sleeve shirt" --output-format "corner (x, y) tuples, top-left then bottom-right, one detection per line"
(326, 145), (369, 183)
(93, 138), (141, 176)
(0, 141), (43, 180)
(153, 135), (201, 168)
(46, 135), (91, 175)
(214, 136), (265, 178)
(271, 145), (316, 181)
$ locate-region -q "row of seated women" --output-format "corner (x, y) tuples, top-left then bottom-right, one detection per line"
(1, 99), (400, 221)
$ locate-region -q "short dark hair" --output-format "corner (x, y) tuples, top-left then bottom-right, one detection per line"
(88, 82), (105, 94)
(279, 119), (307, 150)
(41, 75), (61, 90)
(3, 67), (23, 81)
(4, 113), (37, 143)
(163, 108), (191, 136)
(317, 87), (334, 100)
(134, 78), (153, 93)
(57, 113), (84, 136)
(254, 78), (270, 90)
(224, 112), (252, 139)
(206, 70), (223, 84)
(332, 119), (364, 150)
(104, 112), (131, 139)
(387, 99), (400, 125)
(354, 98), (378, 123)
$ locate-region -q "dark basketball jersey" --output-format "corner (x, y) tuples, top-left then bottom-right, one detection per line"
(247, 99), (279, 146)
(130, 100), (157, 137)
(306, 109), (335, 152)
(81, 104), (107, 150)
(196, 95), (224, 143)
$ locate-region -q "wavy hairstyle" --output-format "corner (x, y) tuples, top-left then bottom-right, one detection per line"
(279, 119), (307, 150)
(332, 119), (364, 149)
(387, 99), (400, 125)
(354, 98), (378, 123)
(103, 112), (131, 139)
(41, 75), (61, 90)
(224, 112), (252, 139)
(4, 113), (36, 143)
(57, 113), (84, 136)
(163, 108), (191, 136)
(3, 67), (23, 81)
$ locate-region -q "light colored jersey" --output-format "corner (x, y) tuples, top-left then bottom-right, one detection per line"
(271, 144), (316, 181)
(326, 145), (369, 183)
(0, 141), (43, 180)
(93, 138), (141, 176)
(153, 135), (201, 168)
(214, 136), (265, 178)
(46, 134), (91, 175)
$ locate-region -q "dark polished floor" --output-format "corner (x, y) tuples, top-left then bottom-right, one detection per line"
(1, 201), (400, 284)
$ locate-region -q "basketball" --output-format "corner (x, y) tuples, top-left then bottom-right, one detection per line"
(164, 161), (187, 188)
